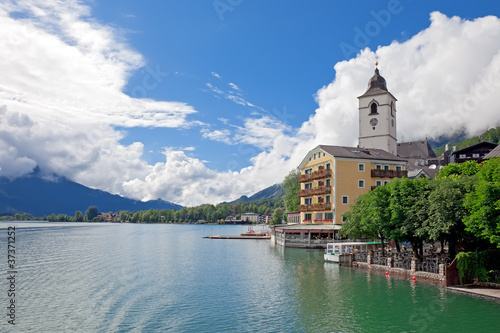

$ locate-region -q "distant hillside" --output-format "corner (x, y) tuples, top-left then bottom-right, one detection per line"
(221, 184), (284, 205)
(431, 126), (500, 156)
(0, 171), (181, 216)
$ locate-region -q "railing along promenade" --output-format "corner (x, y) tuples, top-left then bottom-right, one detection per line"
(349, 250), (451, 281)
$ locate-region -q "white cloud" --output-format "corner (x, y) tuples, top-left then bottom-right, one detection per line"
(201, 128), (233, 145)
(0, 0), (195, 192)
(229, 82), (241, 91)
(308, 12), (500, 146)
(2, 5), (500, 208)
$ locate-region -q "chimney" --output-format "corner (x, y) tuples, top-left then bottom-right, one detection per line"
(445, 144), (449, 151)
(453, 146), (456, 152)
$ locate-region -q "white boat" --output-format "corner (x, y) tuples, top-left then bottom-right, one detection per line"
(323, 241), (370, 263)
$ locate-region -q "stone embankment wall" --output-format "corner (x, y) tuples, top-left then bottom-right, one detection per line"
(348, 254), (446, 285)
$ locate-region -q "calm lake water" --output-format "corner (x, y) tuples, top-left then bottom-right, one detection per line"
(0, 222), (499, 332)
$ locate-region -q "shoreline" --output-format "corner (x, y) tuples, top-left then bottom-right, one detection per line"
(343, 264), (500, 300)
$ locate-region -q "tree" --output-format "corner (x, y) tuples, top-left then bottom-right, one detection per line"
(85, 206), (98, 221)
(437, 160), (480, 178)
(270, 208), (284, 225)
(342, 185), (392, 255)
(425, 176), (475, 258)
(74, 211), (84, 222)
(283, 168), (301, 213)
(389, 178), (431, 259)
(464, 158), (500, 247)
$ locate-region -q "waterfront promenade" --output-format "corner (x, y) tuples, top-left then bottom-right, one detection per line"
(448, 286), (500, 300)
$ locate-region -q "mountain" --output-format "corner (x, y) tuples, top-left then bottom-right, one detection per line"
(0, 171), (181, 216)
(221, 183), (284, 205)
(430, 126), (500, 156)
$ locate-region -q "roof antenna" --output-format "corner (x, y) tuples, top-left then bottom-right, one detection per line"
(375, 55), (379, 69)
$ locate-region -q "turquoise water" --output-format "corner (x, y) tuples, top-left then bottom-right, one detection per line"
(0, 222), (499, 332)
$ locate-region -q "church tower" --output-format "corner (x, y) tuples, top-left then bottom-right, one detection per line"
(357, 63), (397, 155)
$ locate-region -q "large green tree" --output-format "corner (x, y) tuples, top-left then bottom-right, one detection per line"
(74, 210), (84, 222)
(464, 158), (500, 247)
(85, 206), (98, 221)
(343, 184), (393, 255)
(389, 178), (431, 259)
(425, 176), (476, 257)
(270, 208), (284, 225)
(282, 168), (301, 213)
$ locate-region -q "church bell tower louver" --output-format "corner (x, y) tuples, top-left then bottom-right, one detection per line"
(357, 60), (397, 155)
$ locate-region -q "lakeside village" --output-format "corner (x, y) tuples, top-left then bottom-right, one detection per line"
(268, 65), (500, 289)
(5, 65), (500, 290)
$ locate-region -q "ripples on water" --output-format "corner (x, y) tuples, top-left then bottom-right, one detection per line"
(0, 222), (499, 332)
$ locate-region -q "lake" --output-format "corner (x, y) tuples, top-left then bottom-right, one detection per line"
(0, 222), (499, 332)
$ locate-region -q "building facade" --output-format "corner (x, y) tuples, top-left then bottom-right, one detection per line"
(298, 145), (407, 225)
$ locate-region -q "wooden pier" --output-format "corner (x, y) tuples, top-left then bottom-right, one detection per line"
(203, 235), (271, 240)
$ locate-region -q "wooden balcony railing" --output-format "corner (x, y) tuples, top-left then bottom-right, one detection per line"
(298, 203), (332, 212)
(298, 169), (332, 182)
(298, 186), (332, 197)
(371, 169), (407, 178)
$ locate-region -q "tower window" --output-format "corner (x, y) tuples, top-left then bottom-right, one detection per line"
(370, 103), (378, 114)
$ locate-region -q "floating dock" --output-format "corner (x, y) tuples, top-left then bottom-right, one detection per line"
(203, 235), (271, 240)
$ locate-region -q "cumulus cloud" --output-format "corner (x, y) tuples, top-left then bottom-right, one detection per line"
(2, 4), (500, 207)
(0, 1), (195, 189)
(308, 12), (500, 146)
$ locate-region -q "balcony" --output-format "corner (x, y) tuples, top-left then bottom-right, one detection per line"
(299, 169), (332, 182)
(298, 186), (332, 197)
(298, 203), (332, 212)
(371, 169), (407, 178)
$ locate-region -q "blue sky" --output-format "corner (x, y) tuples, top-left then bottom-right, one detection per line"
(1, 0), (500, 206)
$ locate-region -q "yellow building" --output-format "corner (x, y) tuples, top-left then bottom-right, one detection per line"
(298, 145), (407, 225)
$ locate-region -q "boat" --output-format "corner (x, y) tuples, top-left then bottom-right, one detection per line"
(324, 241), (370, 263)
(240, 226), (269, 237)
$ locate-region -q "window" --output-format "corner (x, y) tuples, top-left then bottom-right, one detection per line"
(323, 152), (326, 157)
(396, 165), (402, 171)
(305, 198), (312, 205)
(305, 168), (312, 174)
(384, 181), (389, 185)
(304, 213), (312, 221)
(342, 216), (347, 223)
(376, 180), (382, 186)
(325, 212), (333, 220)
(313, 153), (316, 160)
(305, 183), (312, 189)
(326, 163), (331, 169)
(472, 153), (480, 158)
(459, 154), (466, 159)
(376, 164), (382, 170)
(342, 196), (349, 204)
(325, 195), (331, 203)
(384, 165), (390, 170)
(358, 163), (365, 171)
(358, 180), (365, 188)
(315, 213), (323, 220)
(326, 178), (331, 186)
(370, 103), (378, 114)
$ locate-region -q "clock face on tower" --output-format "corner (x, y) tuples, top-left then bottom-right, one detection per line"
(370, 118), (378, 126)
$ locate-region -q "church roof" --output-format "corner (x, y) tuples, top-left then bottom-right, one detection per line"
(358, 68), (395, 98)
(318, 145), (406, 162)
(397, 140), (437, 159)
